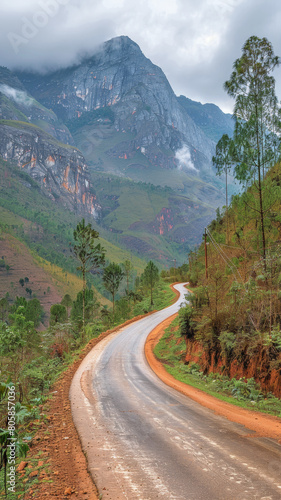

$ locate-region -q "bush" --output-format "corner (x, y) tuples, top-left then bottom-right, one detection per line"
(219, 331), (236, 361)
(179, 305), (195, 340)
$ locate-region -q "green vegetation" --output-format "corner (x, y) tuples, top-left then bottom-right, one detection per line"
(49, 304), (67, 325)
(0, 94), (28, 122)
(0, 204), (177, 496)
(103, 263), (124, 319)
(177, 36), (281, 402)
(154, 317), (281, 416)
(0, 120), (75, 150)
(212, 133), (235, 244)
(0, 157), (147, 300)
(122, 260), (133, 293)
(0, 271), (175, 496)
(142, 261), (159, 306)
(90, 172), (210, 265)
(160, 263), (189, 283)
(224, 36), (280, 265)
(102, 183), (167, 231)
(73, 219), (105, 335)
(70, 288), (100, 328)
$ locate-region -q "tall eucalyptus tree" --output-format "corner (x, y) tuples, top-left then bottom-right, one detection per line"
(224, 36), (281, 266)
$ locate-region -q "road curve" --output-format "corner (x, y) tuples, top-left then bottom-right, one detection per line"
(70, 283), (281, 500)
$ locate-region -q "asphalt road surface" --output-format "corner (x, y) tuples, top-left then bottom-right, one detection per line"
(70, 283), (281, 500)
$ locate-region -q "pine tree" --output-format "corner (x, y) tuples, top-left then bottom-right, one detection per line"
(73, 219), (105, 338)
(103, 263), (124, 320)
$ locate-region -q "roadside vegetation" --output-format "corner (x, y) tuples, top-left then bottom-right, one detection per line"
(0, 214), (175, 497)
(166, 37), (281, 404)
(154, 316), (281, 417)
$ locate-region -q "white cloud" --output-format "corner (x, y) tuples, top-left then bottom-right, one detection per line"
(0, 0), (281, 112)
(175, 145), (198, 172)
(0, 84), (34, 107)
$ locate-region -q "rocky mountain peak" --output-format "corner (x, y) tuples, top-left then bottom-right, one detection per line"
(17, 36), (217, 173)
(96, 35), (144, 60)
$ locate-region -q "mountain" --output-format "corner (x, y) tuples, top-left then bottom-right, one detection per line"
(0, 67), (100, 218)
(0, 120), (99, 216)
(0, 66), (73, 145)
(0, 36), (236, 267)
(16, 36), (227, 175)
(177, 95), (235, 143)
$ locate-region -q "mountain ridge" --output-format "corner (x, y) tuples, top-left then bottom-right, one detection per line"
(0, 35), (235, 265)
(16, 36), (220, 170)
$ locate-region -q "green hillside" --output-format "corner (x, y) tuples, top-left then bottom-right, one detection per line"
(73, 119), (225, 197)
(0, 158), (147, 312)
(91, 172), (219, 265)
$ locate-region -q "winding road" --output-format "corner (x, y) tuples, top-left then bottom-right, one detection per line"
(70, 283), (281, 499)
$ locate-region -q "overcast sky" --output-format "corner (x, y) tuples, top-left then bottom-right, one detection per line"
(1, 0), (281, 113)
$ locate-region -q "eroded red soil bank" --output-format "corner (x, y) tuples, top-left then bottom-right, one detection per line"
(185, 340), (281, 399)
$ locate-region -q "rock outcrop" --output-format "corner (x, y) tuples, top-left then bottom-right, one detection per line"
(0, 122), (99, 217)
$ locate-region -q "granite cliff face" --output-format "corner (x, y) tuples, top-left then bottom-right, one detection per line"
(17, 37), (219, 173)
(0, 122), (99, 217)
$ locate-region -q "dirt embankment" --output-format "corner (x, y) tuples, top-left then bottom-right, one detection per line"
(179, 285), (281, 399)
(184, 340), (281, 399)
(145, 303), (281, 443)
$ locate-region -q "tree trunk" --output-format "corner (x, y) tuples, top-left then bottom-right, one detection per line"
(82, 265), (86, 341)
(256, 107), (267, 271)
(112, 291), (115, 320)
(226, 168), (229, 245)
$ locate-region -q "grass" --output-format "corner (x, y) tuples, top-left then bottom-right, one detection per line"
(74, 124), (135, 169)
(103, 185), (169, 231)
(90, 172), (206, 264)
(36, 256), (83, 298)
(98, 236), (145, 275)
(0, 94), (29, 123)
(154, 317), (281, 417)
(154, 283), (176, 309)
(132, 281), (175, 316)
(37, 256), (111, 306)
(0, 206), (29, 227)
